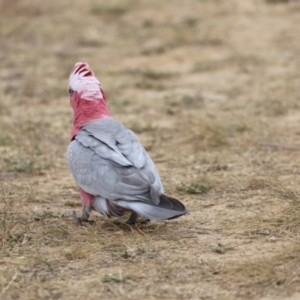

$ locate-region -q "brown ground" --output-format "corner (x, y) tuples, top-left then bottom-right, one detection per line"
(1, 0), (300, 299)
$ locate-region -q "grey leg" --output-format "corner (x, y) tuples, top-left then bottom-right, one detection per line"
(125, 212), (138, 225)
(141, 218), (150, 224)
(73, 205), (94, 226)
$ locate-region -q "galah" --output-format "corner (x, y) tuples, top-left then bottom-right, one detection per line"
(67, 62), (189, 225)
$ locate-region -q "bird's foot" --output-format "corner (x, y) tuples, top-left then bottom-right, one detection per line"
(112, 213), (150, 226)
(125, 212), (138, 225)
(73, 211), (95, 226)
(112, 212), (138, 226)
(125, 213), (150, 225)
(140, 218), (150, 224)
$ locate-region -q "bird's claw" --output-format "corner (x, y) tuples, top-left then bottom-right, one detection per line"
(140, 218), (150, 224)
(120, 212), (150, 226)
(124, 218), (149, 225)
(72, 211), (95, 226)
(125, 212), (138, 225)
(125, 219), (136, 225)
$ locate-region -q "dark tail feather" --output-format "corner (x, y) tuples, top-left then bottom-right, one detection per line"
(114, 195), (189, 221)
(159, 194), (187, 211)
(158, 194), (189, 220)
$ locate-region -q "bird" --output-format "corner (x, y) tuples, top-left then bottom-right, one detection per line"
(66, 62), (189, 225)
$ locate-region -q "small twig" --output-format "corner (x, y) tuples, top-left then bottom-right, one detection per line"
(154, 159), (167, 163)
(0, 272), (18, 297)
(259, 142), (300, 150)
(0, 260), (21, 265)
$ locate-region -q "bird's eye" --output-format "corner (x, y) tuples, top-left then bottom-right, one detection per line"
(68, 87), (74, 96)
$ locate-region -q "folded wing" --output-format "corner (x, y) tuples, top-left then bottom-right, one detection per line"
(67, 117), (163, 205)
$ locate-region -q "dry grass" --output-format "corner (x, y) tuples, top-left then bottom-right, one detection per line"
(1, 0), (300, 299)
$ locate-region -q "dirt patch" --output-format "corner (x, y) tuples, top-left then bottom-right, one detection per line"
(1, 0), (300, 299)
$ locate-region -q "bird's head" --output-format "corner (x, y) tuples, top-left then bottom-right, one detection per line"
(68, 62), (105, 109)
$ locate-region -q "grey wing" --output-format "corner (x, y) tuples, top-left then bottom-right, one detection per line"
(78, 117), (147, 169)
(67, 118), (163, 204)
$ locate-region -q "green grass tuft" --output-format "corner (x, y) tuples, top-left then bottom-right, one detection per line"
(177, 181), (211, 195)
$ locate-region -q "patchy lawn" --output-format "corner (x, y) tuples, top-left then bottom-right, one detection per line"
(1, 0), (300, 299)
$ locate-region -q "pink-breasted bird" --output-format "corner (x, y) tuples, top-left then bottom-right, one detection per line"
(67, 62), (189, 225)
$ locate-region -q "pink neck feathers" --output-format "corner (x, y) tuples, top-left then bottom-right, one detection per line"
(71, 91), (111, 140)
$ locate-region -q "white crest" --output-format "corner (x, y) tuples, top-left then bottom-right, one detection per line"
(69, 62), (104, 101)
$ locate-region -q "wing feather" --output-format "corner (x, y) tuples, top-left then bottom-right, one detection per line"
(67, 117), (163, 205)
